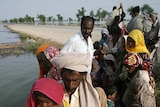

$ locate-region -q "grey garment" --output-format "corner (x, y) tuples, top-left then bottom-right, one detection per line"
(127, 14), (152, 34)
(127, 15), (143, 33)
(147, 21), (160, 42)
(123, 77), (156, 107)
(131, 78), (156, 107)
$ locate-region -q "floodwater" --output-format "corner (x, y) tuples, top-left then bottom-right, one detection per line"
(0, 25), (39, 107)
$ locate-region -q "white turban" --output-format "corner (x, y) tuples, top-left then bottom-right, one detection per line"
(51, 52), (90, 72)
(101, 28), (109, 35)
(51, 52), (101, 107)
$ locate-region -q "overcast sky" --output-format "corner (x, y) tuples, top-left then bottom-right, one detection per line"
(1, 0), (160, 20)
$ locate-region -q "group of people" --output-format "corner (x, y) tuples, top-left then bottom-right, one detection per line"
(25, 4), (159, 107)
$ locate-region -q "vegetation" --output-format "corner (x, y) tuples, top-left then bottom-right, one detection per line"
(1, 4), (155, 25)
(0, 3), (159, 105)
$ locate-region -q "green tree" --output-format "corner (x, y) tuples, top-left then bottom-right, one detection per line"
(95, 8), (108, 22)
(68, 17), (73, 24)
(47, 16), (53, 24)
(141, 4), (154, 14)
(2, 19), (8, 23)
(37, 14), (46, 24)
(127, 4), (154, 17)
(57, 14), (63, 25)
(76, 7), (86, 22)
(19, 17), (25, 23)
(25, 14), (34, 23)
(89, 10), (95, 17)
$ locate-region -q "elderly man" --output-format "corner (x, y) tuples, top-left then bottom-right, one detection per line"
(51, 52), (107, 107)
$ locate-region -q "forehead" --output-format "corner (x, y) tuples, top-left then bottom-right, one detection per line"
(62, 69), (80, 76)
(82, 19), (94, 27)
(127, 37), (135, 42)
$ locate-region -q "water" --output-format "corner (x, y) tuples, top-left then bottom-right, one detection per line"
(0, 25), (20, 44)
(0, 25), (39, 107)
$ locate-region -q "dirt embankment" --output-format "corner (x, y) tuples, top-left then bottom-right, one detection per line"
(5, 24), (102, 49)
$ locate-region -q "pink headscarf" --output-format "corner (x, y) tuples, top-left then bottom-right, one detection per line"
(36, 45), (60, 79)
(26, 78), (64, 107)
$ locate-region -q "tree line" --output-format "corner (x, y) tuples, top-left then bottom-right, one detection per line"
(1, 4), (154, 25)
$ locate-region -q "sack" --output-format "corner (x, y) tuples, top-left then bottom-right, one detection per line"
(127, 14), (152, 33)
(106, 8), (123, 27)
(141, 14), (152, 33)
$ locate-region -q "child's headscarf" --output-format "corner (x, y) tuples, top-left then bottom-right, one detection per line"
(126, 29), (150, 56)
(26, 78), (64, 107)
(123, 52), (143, 68)
(36, 44), (60, 79)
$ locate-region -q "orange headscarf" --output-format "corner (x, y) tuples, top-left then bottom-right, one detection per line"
(36, 44), (49, 79)
(126, 29), (150, 56)
(36, 44), (49, 55)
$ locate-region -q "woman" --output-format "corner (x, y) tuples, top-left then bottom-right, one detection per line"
(126, 29), (155, 91)
(126, 29), (150, 56)
(26, 78), (70, 107)
(122, 52), (156, 107)
(36, 44), (60, 79)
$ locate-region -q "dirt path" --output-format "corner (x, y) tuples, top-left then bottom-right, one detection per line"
(6, 24), (102, 48)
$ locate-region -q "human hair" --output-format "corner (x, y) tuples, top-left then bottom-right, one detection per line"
(33, 91), (49, 99)
(112, 6), (117, 10)
(80, 16), (95, 28)
(132, 6), (140, 14)
(103, 85), (117, 96)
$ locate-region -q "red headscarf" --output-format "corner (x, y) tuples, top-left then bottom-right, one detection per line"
(26, 78), (64, 107)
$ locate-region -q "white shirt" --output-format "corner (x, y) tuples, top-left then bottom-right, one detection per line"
(64, 88), (80, 107)
(61, 32), (94, 54)
(61, 32), (94, 72)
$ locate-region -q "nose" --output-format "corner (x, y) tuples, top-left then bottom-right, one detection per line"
(42, 103), (47, 107)
(68, 81), (75, 89)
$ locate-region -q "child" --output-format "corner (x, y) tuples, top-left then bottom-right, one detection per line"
(26, 78), (70, 107)
(103, 85), (118, 107)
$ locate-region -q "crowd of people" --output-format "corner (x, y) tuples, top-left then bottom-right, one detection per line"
(26, 4), (159, 107)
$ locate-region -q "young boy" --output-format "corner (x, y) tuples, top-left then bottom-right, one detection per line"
(103, 85), (118, 107)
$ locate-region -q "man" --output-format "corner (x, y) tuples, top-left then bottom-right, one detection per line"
(146, 12), (160, 52)
(61, 16), (95, 72)
(127, 6), (144, 33)
(51, 52), (107, 107)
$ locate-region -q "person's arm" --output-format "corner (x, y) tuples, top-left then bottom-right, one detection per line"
(95, 87), (108, 107)
(61, 39), (75, 53)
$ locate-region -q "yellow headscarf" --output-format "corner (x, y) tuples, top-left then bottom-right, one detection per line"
(126, 29), (150, 56)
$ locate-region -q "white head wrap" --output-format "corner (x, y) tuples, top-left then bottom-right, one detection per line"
(51, 52), (90, 72)
(101, 28), (109, 35)
(51, 52), (101, 107)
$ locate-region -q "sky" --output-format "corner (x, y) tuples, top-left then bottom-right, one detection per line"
(1, 0), (160, 21)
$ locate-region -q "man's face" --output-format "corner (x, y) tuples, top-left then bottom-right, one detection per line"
(61, 70), (84, 95)
(81, 20), (94, 40)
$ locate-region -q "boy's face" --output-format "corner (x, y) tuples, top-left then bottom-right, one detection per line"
(108, 91), (117, 101)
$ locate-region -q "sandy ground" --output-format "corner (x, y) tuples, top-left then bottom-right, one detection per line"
(6, 24), (102, 48)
